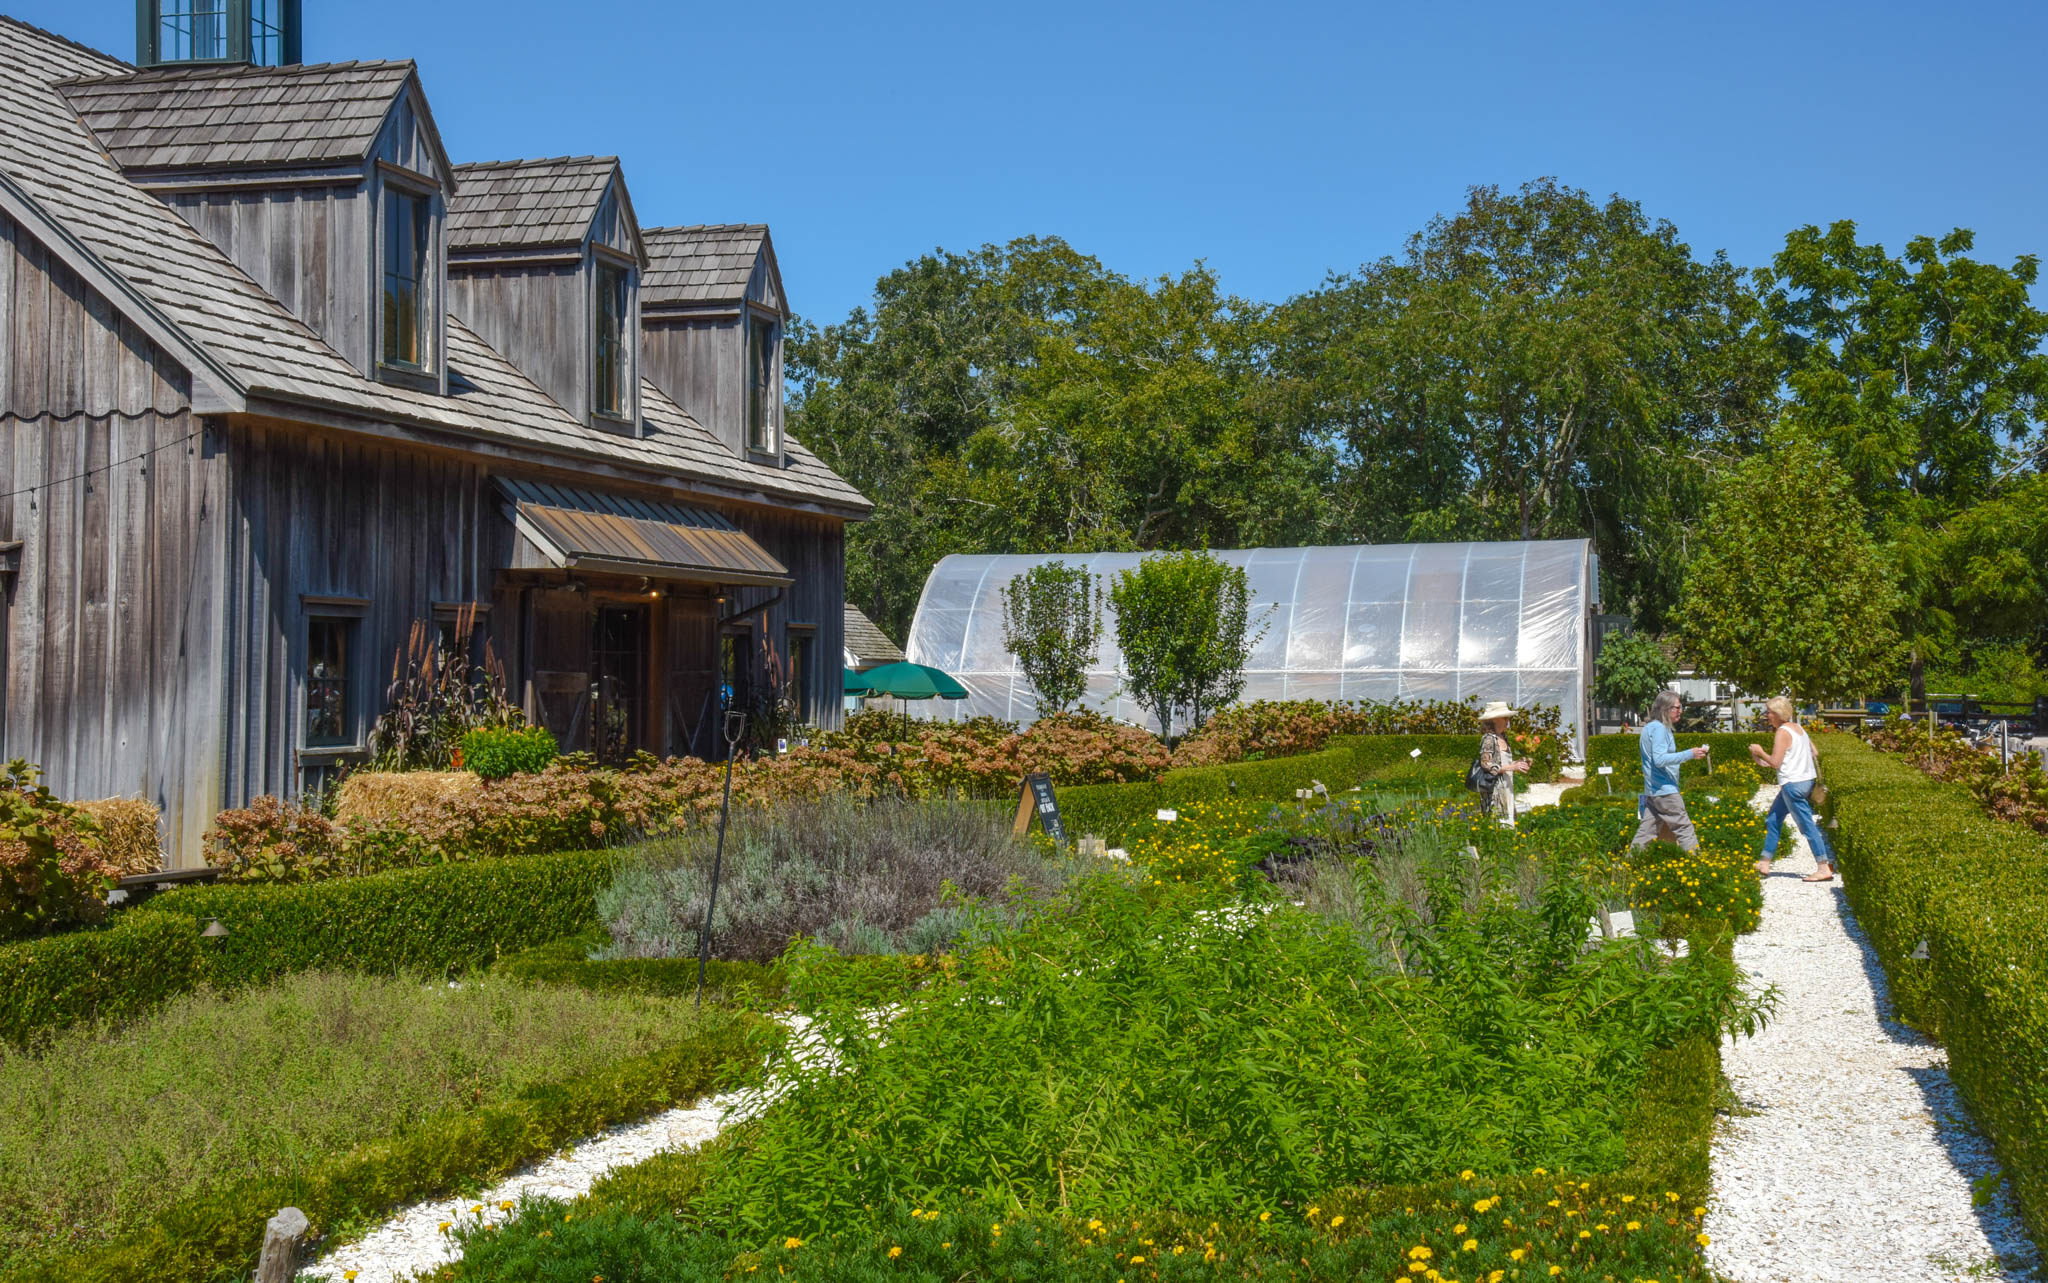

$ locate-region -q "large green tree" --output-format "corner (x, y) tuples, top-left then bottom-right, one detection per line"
(1673, 442), (1904, 703)
(1761, 223), (2048, 694)
(789, 238), (1329, 639)
(1272, 179), (1780, 627)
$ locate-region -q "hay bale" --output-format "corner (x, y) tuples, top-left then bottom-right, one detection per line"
(71, 797), (164, 875)
(333, 771), (482, 827)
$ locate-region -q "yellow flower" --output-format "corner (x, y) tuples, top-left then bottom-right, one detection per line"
(1697, 1232), (1712, 1247)
(1620, 1194), (1635, 1204)
(1463, 1239), (1478, 1252)
(1089, 1219), (1104, 1231)
(1693, 1206), (1706, 1217)
(1258, 1211), (1271, 1223)
(1330, 1215), (1346, 1229)
(344, 1275), (358, 1282)
(888, 1246), (902, 1259)
(1510, 1248), (1526, 1262)
(941, 1242), (951, 1250)
(1129, 1256), (1146, 1265)
(1550, 1268), (1564, 1278)
(1627, 1221), (1642, 1231)
(1666, 1192), (1679, 1203)
(499, 1200), (514, 1212)
(1460, 1169), (1476, 1181)
(1408, 1265), (1428, 1276)
(1409, 1245), (1434, 1260)
(1534, 1167), (1547, 1176)
(1307, 1205), (1322, 1219)
(1453, 1223), (1468, 1235)
(785, 1236), (804, 1250)
(437, 1221), (451, 1235)
(1578, 1230), (1592, 1239)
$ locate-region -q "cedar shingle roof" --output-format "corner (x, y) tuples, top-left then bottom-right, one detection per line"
(844, 605), (906, 669)
(449, 156), (618, 252)
(0, 18), (865, 516)
(642, 223), (774, 308)
(57, 58), (419, 174)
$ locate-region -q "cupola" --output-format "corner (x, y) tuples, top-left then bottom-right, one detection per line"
(136, 0), (302, 68)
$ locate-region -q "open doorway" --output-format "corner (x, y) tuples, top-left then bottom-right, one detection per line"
(591, 604), (646, 765)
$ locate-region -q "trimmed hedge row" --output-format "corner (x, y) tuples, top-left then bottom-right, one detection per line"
(2, 1009), (766, 1283)
(0, 913), (204, 1050)
(1054, 736), (1483, 845)
(491, 927), (928, 1009)
(0, 848), (618, 1048)
(1824, 736), (2048, 1243)
(132, 847), (617, 990)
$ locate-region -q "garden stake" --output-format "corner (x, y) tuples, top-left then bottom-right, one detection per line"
(695, 709), (747, 1009)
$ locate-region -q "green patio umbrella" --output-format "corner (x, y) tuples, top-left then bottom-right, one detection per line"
(851, 661), (970, 701)
(844, 661), (969, 734)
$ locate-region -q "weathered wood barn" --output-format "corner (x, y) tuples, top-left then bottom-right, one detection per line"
(0, 6), (869, 864)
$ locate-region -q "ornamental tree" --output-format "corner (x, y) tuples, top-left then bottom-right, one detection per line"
(1673, 442), (1904, 704)
(1593, 631), (1678, 716)
(999, 561), (1103, 716)
(1110, 551), (1265, 741)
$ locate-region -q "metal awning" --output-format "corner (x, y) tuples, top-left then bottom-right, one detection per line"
(497, 478), (791, 587)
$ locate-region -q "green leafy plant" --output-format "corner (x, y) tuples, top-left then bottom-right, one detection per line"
(367, 608), (525, 772)
(0, 913), (203, 1050)
(0, 762), (114, 942)
(1000, 560), (1104, 715)
(459, 726), (560, 780)
(1111, 551), (1265, 741)
(1674, 441), (1905, 702)
(1594, 631), (1678, 716)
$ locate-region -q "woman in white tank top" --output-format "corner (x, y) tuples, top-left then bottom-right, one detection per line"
(1749, 695), (1835, 882)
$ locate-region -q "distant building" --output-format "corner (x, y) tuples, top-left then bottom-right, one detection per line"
(0, 4), (869, 863)
(843, 605), (906, 672)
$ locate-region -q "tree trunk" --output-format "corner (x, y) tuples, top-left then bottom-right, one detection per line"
(1909, 647), (1926, 713)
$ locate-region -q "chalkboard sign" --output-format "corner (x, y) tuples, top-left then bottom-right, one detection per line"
(1012, 772), (1066, 844)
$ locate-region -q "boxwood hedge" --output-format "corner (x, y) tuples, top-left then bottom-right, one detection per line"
(1824, 735), (2048, 1244)
(0, 848), (619, 1048)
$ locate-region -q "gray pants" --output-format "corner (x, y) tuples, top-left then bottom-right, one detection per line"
(1631, 792), (1698, 852)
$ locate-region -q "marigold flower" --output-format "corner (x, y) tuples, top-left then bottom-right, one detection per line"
(784, 1236), (804, 1250)
(888, 1246), (903, 1259)
(1453, 1224), (1467, 1235)
(1697, 1232), (1711, 1247)
(1510, 1248), (1525, 1262)
(1462, 1239), (1478, 1252)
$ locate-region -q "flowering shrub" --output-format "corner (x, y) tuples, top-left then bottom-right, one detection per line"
(205, 795), (346, 883)
(0, 762), (116, 941)
(1866, 716), (2048, 834)
(1177, 699), (1570, 781)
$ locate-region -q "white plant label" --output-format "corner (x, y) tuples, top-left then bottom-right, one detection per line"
(1597, 765), (1614, 776)
(1410, 747), (1423, 758)
(1156, 809), (1178, 822)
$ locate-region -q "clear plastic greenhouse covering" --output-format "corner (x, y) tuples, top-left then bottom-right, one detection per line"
(903, 540), (1596, 755)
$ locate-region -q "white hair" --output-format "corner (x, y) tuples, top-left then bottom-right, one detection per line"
(1647, 690), (1682, 722)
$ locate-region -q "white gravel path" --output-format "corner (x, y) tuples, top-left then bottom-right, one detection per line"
(1705, 786), (2041, 1283)
(297, 1017), (820, 1283)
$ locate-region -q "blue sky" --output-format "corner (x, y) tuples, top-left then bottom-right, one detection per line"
(23, 0), (2048, 324)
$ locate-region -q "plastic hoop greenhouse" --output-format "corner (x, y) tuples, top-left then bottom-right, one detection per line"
(902, 540), (1598, 753)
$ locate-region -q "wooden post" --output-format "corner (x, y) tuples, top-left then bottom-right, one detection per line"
(255, 1206), (309, 1283)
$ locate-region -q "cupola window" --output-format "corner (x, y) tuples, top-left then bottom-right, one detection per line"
(594, 261), (631, 418)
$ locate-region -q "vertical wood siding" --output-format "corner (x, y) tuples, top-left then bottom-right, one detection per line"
(163, 183), (372, 376)
(449, 265), (587, 423)
(0, 213), (227, 866)
(642, 317), (744, 454)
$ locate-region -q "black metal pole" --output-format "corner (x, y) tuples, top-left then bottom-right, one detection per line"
(695, 710), (745, 1009)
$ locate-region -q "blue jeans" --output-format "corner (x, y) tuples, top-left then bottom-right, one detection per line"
(1763, 779), (1832, 863)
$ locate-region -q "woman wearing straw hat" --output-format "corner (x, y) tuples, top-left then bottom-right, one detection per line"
(1477, 701), (1531, 824)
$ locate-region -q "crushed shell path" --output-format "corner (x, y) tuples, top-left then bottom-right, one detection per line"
(1704, 785), (2040, 1283)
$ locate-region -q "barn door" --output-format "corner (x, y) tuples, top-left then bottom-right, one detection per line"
(590, 606), (646, 766)
(665, 599), (717, 760)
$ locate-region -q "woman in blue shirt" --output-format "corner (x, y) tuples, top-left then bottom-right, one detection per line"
(1632, 689), (1708, 851)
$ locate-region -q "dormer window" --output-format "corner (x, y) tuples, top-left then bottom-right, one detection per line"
(747, 314), (776, 453)
(381, 185), (433, 371)
(594, 261), (631, 419)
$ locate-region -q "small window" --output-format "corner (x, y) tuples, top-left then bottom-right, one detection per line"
(720, 629), (752, 716)
(746, 315), (776, 452)
(307, 618), (353, 746)
(156, 0), (228, 61)
(382, 187), (432, 370)
(594, 262), (630, 418)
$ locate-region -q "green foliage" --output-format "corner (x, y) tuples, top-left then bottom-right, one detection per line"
(1269, 178), (1777, 628)
(460, 725), (560, 780)
(1674, 441), (1905, 701)
(1594, 632), (1678, 715)
(0, 913), (202, 1051)
(1056, 747), (1365, 846)
(4, 998), (764, 1283)
(0, 762), (114, 942)
(671, 877), (1742, 1238)
(1110, 550), (1264, 740)
(0, 971), (762, 1275)
(1924, 638), (2048, 706)
(134, 847), (617, 990)
(491, 929), (929, 1010)
(999, 560), (1103, 715)
(366, 612), (525, 773)
(1763, 223), (2048, 522)
(444, 1171), (1725, 1282)
(1823, 735), (2048, 1244)
(788, 238), (1328, 641)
